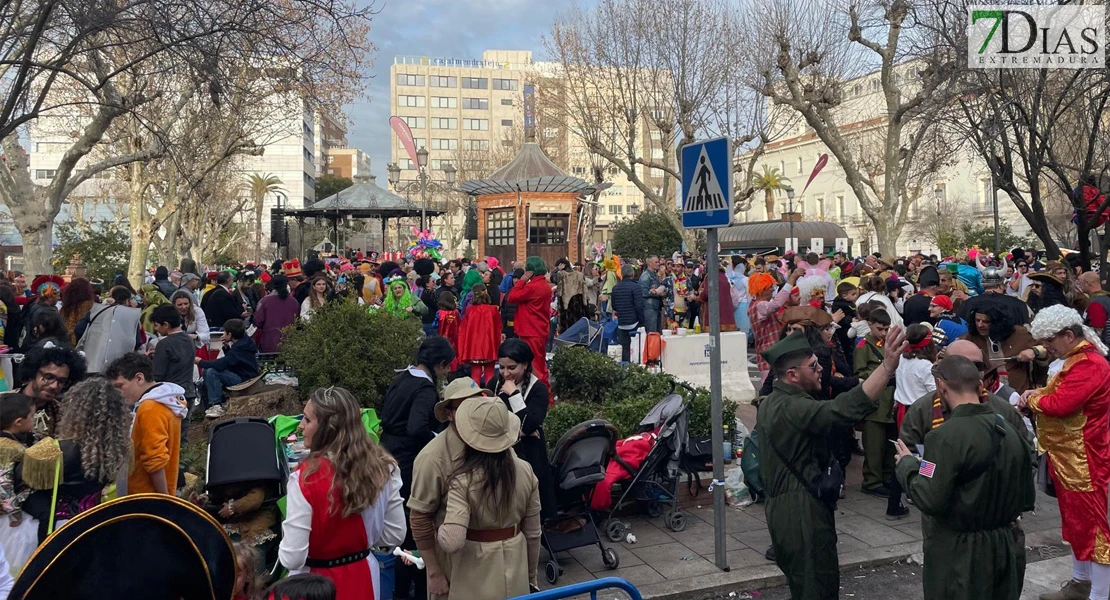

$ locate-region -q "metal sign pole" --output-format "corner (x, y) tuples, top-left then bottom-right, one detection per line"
(706, 227), (728, 571)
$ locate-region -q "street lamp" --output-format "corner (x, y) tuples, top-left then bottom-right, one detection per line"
(387, 147), (457, 231)
(784, 186), (796, 253)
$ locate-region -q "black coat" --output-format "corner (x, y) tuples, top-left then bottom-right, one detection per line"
(496, 376), (557, 520)
(379, 370), (444, 470)
(610, 279), (646, 328)
(202, 286), (242, 330)
(902, 293), (933, 327)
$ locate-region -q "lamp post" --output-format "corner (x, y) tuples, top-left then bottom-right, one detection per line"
(387, 147), (457, 232)
(784, 186), (796, 252)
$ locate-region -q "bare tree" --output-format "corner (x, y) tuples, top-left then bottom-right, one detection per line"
(0, 0), (376, 275)
(746, 0), (960, 258)
(544, 0), (785, 246)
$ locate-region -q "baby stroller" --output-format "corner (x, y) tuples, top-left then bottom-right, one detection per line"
(206, 418), (290, 576)
(542, 419), (622, 585)
(602, 382), (693, 541)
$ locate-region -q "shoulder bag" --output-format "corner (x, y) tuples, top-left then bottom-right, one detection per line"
(765, 429), (844, 508)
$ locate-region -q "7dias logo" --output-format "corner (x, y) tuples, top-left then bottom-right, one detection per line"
(968, 5), (1106, 69)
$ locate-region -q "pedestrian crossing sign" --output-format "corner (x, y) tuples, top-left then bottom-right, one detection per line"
(681, 137), (733, 229)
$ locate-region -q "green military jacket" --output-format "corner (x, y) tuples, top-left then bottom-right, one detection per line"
(896, 403), (1035, 600)
(900, 389), (1034, 459)
(853, 335), (895, 423)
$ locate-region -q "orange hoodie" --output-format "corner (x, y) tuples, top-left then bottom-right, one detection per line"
(128, 383), (186, 495)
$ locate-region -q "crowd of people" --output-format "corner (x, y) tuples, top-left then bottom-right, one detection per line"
(0, 243), (1105, 600)
(745, 247), (1109, 600)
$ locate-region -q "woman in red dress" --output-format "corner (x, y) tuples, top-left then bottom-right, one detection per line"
(279, 387), (406, 600)
(458, 284), (502, 386)
(436, 292), (461, 370)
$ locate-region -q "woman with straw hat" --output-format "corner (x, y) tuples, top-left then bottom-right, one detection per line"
(435, 395), (540, 599)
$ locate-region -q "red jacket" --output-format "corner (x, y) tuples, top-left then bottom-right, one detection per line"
(506, 277), (552, 338)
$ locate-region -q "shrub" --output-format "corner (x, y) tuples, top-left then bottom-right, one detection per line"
(550, 346), (622, 404)
(544, 401), (598, 449)
(601, 395), (659, 439)
(280, 302), (422, 408)
(686, 387), (740, 441)
(603, 365), (675, 406)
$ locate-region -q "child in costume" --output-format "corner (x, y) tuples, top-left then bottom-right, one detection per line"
(457, 284), (502, 386)
(436, 291), (461, 369)
(0, 395), (35, 575)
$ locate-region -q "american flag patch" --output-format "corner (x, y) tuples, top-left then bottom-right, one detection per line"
(919, 460), (936, 478)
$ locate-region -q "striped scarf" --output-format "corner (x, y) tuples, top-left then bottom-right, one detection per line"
(929, 385), (991, 430)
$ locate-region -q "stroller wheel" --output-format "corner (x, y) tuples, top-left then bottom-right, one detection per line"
(605, 520), (626, 543)
(545, 560), (560, 585)
(602, 547), (620, 570)
(665, 511), (688, 532)
(646, 500), (663, 518)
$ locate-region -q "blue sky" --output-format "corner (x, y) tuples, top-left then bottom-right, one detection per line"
(348, 0), (588, 181)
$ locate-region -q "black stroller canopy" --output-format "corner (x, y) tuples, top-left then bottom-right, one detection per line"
(207, 418), (286, 490)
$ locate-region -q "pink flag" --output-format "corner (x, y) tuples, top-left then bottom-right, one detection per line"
(390, 116), (420, 167)
(801, 154), (829, 195)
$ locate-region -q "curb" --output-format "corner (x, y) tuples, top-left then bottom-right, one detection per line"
(638, 542), (923, 600)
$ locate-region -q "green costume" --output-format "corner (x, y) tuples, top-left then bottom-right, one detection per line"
(758, 331), (881, 600)
(900, 389), (1033, 458)
(896, 404), (1035, 600)
(853, 334), (896, 491)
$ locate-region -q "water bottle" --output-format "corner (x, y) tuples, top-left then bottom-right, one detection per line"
(722, 423), (732, 463)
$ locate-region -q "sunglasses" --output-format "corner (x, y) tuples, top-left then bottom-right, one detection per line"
(792, 359), (820, 372)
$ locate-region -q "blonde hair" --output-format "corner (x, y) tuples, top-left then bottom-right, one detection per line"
(233, 541), (266, 600)
(303, 387), (394, 517)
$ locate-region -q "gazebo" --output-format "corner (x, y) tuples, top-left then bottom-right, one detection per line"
(458, 142), (609, 268)
(273, 174), (446, 257)
(719, 220), (852, 255)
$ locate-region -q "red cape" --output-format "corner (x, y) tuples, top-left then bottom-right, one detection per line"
(457, 304), (502, 363)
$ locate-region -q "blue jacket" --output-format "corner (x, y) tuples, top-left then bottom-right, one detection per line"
(610, 278), (646, 328)
(199, 336), (260, 380)
(499, 273), (515, 294)
(935, 316), (969, 347)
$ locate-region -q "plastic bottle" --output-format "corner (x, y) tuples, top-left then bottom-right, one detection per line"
(723, 423), (732, 463)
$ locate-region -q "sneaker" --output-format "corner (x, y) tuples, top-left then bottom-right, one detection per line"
(1039, 580), (1092, 600)
(861, 485), (892, 498)
(885, 504), (910, 520)
(205, 404), (226, 419)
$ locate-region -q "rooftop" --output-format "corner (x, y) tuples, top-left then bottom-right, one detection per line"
(458, 143), (610, 196)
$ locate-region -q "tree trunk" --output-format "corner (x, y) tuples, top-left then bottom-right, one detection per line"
(20, 222), (54, 276)
(875, 215), (899, 260)
(764, 190), (774, 217)
(127, 167), (151, 289)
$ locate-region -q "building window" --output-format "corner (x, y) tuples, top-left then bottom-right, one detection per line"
(462, 119), (488, 131)
(492, 78), (518, 91)
(628, 204), (640, 215)
(401, 116), (426, 129)
(399, 137), (426, 149)
(779, 160), (785, 173)
(304, 173), (315, 188)
(34, 169), (57, 180)
(396, 73), (425, 86)
(463, 139), (489, 151)
(397, 95), (425, 107)
(501, 140), (513, 147)
(837, 194), (845, 218)
(461, 77), (488, 89)
(980, 178), (993, 212)
(462, 98), (488, 110)
(429, 75), (456, 88)
(573, 166), (585, 175)
(796, 156), (804, 175)
(431, 96), (457, 108)
(431, 138), (457, 150)
(650, 130), (663, 141)
(500, 98), (513, 106)
(816, 196), (825, 218)
(500, 119), (513, 127)
(650, 167), (664, 178)
(486, 209), (515, 247)
(542, 127), (559, 139)
(430, 159), (453, 170)
(650, 148), (664, 160)
(871, 79), (881, 90)
(398, 159), (415, 170)
(608, 205), (623, 215)
(327, 155), (334, 164)
(529, 214), (568, 244)
(431, 117), (457, 129)
(303, 147), (314, 162)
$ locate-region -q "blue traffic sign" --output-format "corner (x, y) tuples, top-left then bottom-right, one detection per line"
(681, 137), (733, 229)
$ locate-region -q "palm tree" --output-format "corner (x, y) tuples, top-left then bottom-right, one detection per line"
(751, 166), (792, 219)
(247, 173), (284, 262)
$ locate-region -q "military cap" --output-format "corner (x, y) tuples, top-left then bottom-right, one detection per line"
(760, 330), (814, 368)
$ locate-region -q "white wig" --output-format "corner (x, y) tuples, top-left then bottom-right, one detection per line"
(1030, 305), (1109, 356)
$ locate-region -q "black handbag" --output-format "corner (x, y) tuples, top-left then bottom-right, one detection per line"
(765, 431), (844, 508)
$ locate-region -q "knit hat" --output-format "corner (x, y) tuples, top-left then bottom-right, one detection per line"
(929, 295), (954, 311)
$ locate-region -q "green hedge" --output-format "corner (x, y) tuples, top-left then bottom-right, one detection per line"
(546, 345), (739, 448)
(279, 302), (423, 408)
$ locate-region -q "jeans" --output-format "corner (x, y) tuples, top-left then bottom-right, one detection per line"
(617, 328), (633, 363)
(643, 302), (662, 333)
(205, 368), (243, 406)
